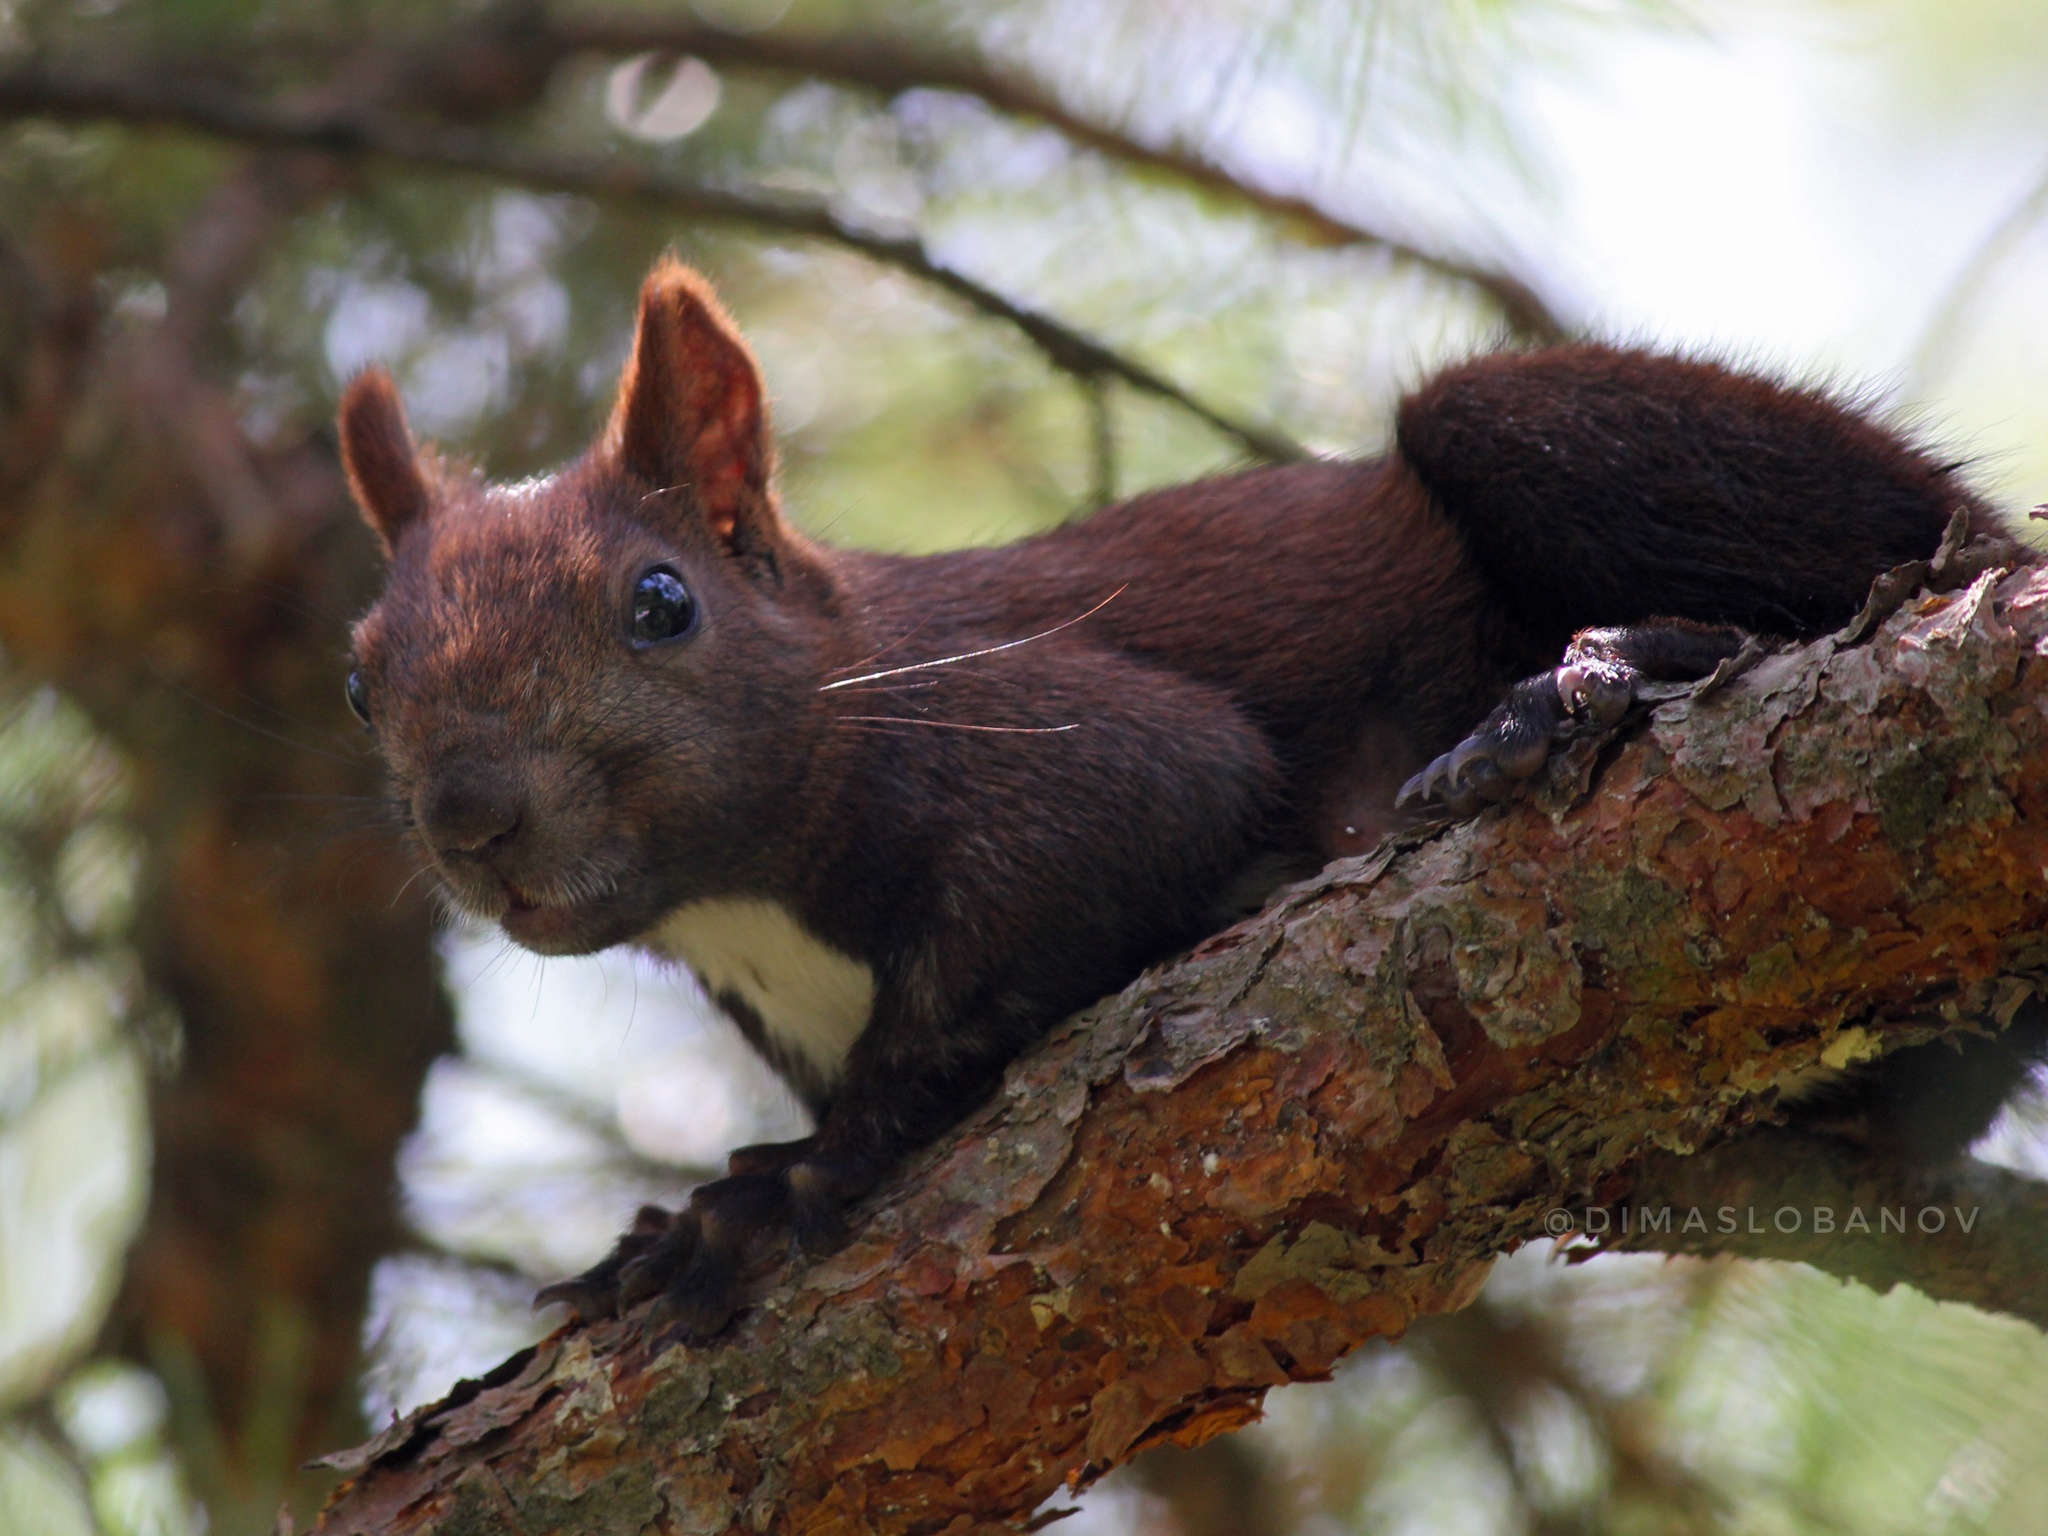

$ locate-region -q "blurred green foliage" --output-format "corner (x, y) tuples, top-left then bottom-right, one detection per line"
(6, 0), (2048, 1532)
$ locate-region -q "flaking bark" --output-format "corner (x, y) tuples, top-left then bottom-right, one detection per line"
(317, 555), (2048, 1535)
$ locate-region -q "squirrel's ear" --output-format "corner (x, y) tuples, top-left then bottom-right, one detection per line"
(339, 369), (433, 554)
(606, 258), (773, 548)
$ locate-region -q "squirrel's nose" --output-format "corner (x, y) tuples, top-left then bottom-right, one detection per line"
(420, 767), (525, 858)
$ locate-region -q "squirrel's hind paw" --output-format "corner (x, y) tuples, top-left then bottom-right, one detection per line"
(1395, 620), (1744, 818)
(1397, 666), (1612, 815)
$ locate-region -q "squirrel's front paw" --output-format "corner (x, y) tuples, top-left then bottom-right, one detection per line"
(1397, 660), (1633, 815)
(637, 1157), (867, 1341)
(536, 1147), (871, 1343)
(533, 1203), (678, 1321)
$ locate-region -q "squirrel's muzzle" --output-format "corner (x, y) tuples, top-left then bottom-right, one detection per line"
(420, 762), (526, 861)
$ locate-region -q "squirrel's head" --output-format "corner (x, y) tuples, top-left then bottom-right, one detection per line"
(342, 258), (842, 954)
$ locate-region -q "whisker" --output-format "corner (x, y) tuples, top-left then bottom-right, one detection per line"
(145, 664), (366, 767)
(242, 792), (404, 802)
(818, 585), (1127, 692)
(827, 608), (942, 678)
(836, 717), (1081, 734)
(826, 679), (946, 694)
(188, 555), (353, 627)
(569, 693), (638, 758)
(388, 864), (436, 911)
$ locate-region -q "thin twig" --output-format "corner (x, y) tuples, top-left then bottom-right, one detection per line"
(17, 1398), (110, 1536)
(0, 64), (1308, 464)
(1908, 153), (2048, 396)
(1081, 375), (1115, 512)
(199, 7), (1566, 340)
(544, 12), (1568, 342)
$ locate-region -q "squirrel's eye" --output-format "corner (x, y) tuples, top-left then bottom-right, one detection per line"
(345, 670), (372, 725)
(631, 566), (698, 646)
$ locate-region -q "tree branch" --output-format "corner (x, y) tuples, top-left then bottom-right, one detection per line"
(542, 10), (1569, 343)
(0, 63), (1308, 465)
(310, 550), (2048, 1533)
(192, 5), (1567, 341)
(1412, 1300), (1729, 1525)
(1908, 152), (2048, 396)
(1604, 1131), (2048, 1326)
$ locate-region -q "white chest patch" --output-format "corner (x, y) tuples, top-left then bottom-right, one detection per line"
(641, 898), (876, 1085)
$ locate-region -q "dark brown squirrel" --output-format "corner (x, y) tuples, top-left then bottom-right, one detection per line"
(339, 257), (2032, 1340)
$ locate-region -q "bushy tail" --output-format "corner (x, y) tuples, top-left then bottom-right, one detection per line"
(1395, 346), (2003, 648)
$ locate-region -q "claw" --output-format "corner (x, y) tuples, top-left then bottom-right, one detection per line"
(1398, 735), (1514, 813)
(643, 1285), (736, 1346)
(643, 1244), (742, 1344)
(617, 1218), (700, 1310)
(1557, 663), (1631, 726)
(1402, 651), (1646, 817)
(533, 1275), (612, 1320)
(1438, 777), (1485, 817)
(545, 1156), (864, 1344)
(1400, 753), (1466, 811)
(1447, 735), (1516, 799)
(788, 1162), (855, 1256)
(1465, 755), (1514, 801)
(628, 1203), (676, 1236)
(535, 1216), (675, 1320)
(727, 1136), (818, 1177)
(1492, 731), (1552, 781)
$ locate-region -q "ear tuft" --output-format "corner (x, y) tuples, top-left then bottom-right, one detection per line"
(339, 368), (433, 554)
(607, 257), (772, 547)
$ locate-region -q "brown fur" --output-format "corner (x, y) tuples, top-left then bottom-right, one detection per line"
(338, 368), (436, 553)
(342, 260), (2013, 1337)
(605, 260), (774, 550)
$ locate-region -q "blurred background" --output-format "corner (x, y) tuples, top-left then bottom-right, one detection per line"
(6, 0), (2048, 1531)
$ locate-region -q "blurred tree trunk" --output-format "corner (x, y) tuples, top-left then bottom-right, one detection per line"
(0, 161), (452, 1506)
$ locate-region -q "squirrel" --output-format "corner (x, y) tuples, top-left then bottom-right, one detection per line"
(339, 257), (2033, 1340)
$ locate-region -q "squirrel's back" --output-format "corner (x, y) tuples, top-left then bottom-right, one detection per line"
(336, 259), (2026, 1343)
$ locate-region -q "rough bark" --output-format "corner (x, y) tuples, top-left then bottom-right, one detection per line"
(312, 552), (2048, 1534)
